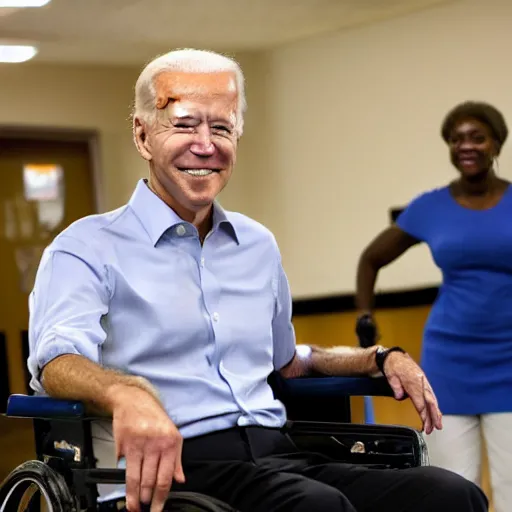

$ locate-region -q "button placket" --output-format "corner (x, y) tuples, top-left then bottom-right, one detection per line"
(199, 232), (224, 367)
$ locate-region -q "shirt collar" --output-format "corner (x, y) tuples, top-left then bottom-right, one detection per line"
(128, 179), (239, 246)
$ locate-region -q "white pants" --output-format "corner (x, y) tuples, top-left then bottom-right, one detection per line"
(425, 413), (512, 512)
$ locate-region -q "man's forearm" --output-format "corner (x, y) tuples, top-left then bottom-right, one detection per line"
(282, 344), (381, 379)
(310, 345), (381, 376)
(41, 354), (161, 416)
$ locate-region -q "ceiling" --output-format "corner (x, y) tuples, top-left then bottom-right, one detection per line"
(0, 0), (455, 66)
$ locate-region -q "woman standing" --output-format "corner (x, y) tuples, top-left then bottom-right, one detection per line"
(355, 101), (512, 511)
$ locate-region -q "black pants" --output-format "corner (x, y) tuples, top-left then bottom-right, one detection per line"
(168, 426), (488, 512)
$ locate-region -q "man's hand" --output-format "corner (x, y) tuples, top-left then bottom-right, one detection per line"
(108, 384), (185, 512)
(383, 352), (443, 435)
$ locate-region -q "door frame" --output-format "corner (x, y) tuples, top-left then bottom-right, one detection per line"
(0, 125), (103, 213)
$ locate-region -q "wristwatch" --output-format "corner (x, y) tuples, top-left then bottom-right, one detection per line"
(375, 346), (406, 374)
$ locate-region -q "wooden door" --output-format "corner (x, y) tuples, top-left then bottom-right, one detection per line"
(0, 136), (96, 480)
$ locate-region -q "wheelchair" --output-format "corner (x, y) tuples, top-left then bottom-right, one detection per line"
(0, 373), (428, 512)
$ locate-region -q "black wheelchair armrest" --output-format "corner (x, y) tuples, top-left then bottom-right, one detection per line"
(269, 373), (395, 423)
(275, 375), (395, 398)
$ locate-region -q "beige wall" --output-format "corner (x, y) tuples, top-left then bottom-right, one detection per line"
(3, 0), (512, 299)
(249, 0), (512, 298)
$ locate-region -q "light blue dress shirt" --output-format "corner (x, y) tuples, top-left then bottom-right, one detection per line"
(28, 179), (297, 439)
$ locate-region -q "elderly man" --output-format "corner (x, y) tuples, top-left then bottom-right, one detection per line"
(28, 49), (487, 512)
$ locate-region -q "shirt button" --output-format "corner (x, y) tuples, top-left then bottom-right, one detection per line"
(176, 225), (186, 236)
(212, 312), (219, 322)
(200, 257), (205, 267)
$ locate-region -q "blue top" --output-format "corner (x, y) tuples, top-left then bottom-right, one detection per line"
(28, 179), (296, 438)
(396, 185), (512, 415)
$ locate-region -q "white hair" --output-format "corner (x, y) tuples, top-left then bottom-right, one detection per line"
(133, 48), (246, 136)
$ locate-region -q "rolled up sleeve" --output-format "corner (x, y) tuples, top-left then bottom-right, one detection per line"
(271, 249), (296, 371)
(28, 235), (111, 393)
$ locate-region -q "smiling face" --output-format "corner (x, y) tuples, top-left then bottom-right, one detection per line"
(448, 117), (498, 180)
(134, 71), (239, 221)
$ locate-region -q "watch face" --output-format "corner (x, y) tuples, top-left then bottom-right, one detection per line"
(375, 347), (389, 373)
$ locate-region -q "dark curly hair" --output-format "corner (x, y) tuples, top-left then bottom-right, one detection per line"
(441, 101), (508, 152)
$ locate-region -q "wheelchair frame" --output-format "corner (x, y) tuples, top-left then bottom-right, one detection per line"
(0, 374), (428, 512)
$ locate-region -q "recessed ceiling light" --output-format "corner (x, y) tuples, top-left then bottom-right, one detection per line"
(0, 0), (51, 6)
(0, 45), (38, 63)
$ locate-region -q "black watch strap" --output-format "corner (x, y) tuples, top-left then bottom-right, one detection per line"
(375, 346), (406, 374)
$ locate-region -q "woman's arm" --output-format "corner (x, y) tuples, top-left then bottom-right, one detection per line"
(356, 225), (420, 314)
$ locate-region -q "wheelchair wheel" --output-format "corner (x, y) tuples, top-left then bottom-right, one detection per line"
(0, 461), (76, 512)
(165, 492), (237, 511)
